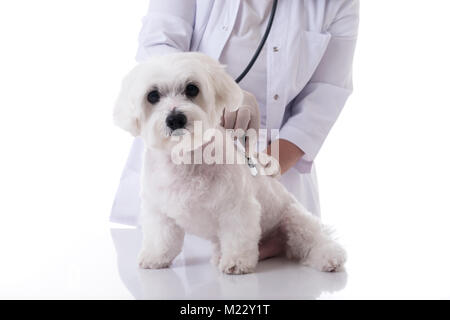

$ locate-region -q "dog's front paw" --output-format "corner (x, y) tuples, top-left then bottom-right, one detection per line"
(210, 252), (221, 267)
(302, 240), (347, 272)
(219, 255), (257, 275)
(138, 249), (172, 269)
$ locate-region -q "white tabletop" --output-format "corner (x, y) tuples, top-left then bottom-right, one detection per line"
(2, 218), (449, 300)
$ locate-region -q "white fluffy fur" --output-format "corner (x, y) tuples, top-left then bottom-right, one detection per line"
(114, 52), (347, 274)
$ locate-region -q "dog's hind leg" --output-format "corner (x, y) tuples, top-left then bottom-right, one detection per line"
(281, 201), (347, 272)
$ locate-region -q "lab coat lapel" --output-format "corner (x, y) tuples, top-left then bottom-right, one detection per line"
(197, 0), (240, 60)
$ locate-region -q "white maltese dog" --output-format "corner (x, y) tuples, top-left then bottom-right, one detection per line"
(114, 52), (346, 274)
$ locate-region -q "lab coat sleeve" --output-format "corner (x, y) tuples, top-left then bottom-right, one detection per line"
(279, 0), (359, 173)
(135, 0), (196, 62)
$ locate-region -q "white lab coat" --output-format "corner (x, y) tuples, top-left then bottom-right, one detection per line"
(111, 0), (359, 226)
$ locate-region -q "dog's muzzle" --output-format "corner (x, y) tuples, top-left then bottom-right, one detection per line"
(166, 110), (187, 131)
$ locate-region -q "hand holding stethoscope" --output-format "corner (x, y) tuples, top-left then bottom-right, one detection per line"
(221, 0), (279, 177)
(221, 0), (277, 134)
(221, 90), (260, 134)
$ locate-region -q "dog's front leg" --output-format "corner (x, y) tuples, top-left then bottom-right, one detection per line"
(217, 200), (261, 274)
(138, 210), (185, 269)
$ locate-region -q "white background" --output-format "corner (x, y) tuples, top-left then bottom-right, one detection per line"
(0, 0), (449, 299)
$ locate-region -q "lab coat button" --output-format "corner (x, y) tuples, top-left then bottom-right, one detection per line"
(273, 46), (279, 52)
(273, 94), (279, 100)
(222, 26), (228, 31)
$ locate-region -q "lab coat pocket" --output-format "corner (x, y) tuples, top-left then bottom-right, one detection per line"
(290, 30), (331, 95)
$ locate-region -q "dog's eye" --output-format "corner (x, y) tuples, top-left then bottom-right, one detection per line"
(147, 90), (160, 104)
(185, 84), (199, 98)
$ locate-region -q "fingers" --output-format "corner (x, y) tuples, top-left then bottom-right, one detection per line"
(242, 91), (260, 132)
(222, 90), (260, 132)
(234, 107), (251, 131)
(223, 109), (237, 129)
(223, 108), (251, 131)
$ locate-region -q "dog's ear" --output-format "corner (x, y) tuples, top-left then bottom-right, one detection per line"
(212, 64), (243, 113)
(113, 70), (141, 136)
(197, 53), (243, 113)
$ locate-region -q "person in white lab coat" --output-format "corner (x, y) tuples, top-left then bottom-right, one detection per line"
(111, 0), (359, 259)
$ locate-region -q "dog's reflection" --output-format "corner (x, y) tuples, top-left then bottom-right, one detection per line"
(111, 227), (347, 300)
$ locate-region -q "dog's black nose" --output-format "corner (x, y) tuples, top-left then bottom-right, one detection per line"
(166, 111), (187, 131)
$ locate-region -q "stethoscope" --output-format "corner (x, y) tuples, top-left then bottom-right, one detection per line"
(234, 0), (278, 176)
(235, 0), (278, 84)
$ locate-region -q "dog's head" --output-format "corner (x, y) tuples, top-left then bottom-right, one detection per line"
(113, 52), (243, 150)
